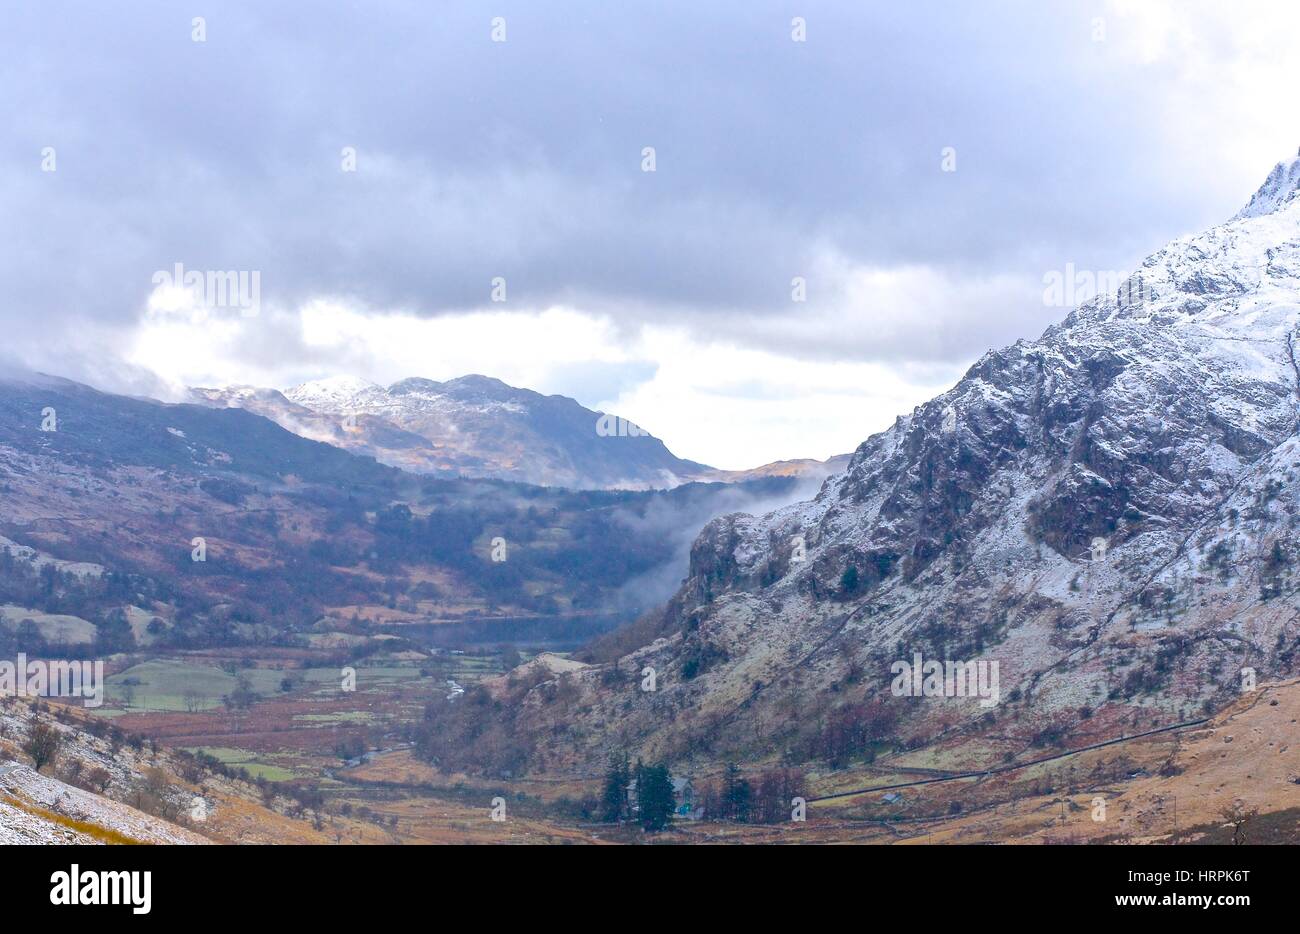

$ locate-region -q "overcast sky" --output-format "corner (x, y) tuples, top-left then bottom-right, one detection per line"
(5, 1), (1300, 468)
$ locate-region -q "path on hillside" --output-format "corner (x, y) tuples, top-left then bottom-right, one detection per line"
(808, 716), (1212, 803)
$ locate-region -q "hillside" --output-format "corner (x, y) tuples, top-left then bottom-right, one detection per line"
(433, 149), (1300, 779)
(0, 373), (814, 655)
(0, 695), (605, 845)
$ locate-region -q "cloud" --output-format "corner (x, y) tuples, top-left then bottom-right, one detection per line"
(5, 0), (1300, 464)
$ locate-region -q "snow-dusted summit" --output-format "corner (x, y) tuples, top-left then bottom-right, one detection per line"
(1234, 146), (1300, 220)
(196, 374), (711, 490)
(496, 148), (1300, 773)
(283, 375), (387, 413)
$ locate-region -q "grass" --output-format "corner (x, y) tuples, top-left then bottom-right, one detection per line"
(105, 658), (427, 712)
(183, 746), (298, 782)
(106, 660), (233, 711)
(1178, 806), (1300, 845)
(2, 793), (144, 845)
(293, 711), (375, 723)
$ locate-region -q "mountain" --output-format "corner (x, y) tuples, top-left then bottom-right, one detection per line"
(192, 374), (708, 490)
(429, 149), (1300, 776)
(0, 371), (817, 654)
(690, 453), (854, 484)
(194, 375), (849, 491)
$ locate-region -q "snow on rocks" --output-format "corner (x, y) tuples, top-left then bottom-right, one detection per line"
(0, 762), (207, 845)
(510, 147), (1300, 769)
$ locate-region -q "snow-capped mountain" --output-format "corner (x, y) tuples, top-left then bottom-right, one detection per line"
(483, 149), (1300, 774)
(197, 374), (848, 491)
(281, 375), (389, 413)
(195, 374), (713, 490)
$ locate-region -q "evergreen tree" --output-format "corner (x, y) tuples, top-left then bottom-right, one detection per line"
(724, 762), (752, 822)
(637, 762), (676, 832)
(600, 752), (630, 822)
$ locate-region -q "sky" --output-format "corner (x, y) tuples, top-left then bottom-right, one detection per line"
(4, 1), (1300, 469)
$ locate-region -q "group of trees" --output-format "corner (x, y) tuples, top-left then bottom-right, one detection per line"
(600, 754), (676, 832)
(367, 496), (675, 614)
(696, 764), (806, 824)
(0, 550), (157, 656)
(412, 685), (536, 778)
(598, 757), (808, 830)
(788, 697), (902, 768)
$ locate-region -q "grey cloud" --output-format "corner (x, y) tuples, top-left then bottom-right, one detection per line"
(0, 0), (1271, 389)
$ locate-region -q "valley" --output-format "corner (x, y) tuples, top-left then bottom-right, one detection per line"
(7, 151), (1300, 848)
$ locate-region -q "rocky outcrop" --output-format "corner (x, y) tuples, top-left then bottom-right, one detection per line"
(498, 149), (1300, 774)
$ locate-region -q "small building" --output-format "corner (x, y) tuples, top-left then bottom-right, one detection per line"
(628, 773), (702, 820)
(672, 776), (701, 819)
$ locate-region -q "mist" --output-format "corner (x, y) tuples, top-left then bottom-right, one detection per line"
(609, 470), (836, 615)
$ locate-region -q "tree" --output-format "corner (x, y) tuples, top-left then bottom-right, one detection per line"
(723, 762), (752, 822)
(86, 767), (112, 792)
(636, 762), (676, 832)
(23, 722), (64, 772)
(333, 735), (367, 763)
(840, 565), (860, 596)
(1219, 800), (1258, 845)
(498, 644), (522, 670)
(753, 767), (806, 823)
(222, 674), (257, 712)
(600, 752), (631, 823)
(94, 608), (137, 654)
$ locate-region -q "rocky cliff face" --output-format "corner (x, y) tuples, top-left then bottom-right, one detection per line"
(492, 150), (1300, 775)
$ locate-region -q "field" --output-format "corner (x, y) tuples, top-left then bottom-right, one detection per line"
(101, 659), (426, 714)
(89, 637), (533, 782)
(0, 604), (97, 644)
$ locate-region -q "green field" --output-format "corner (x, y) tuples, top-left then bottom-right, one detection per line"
(183, 746), (298, 782)
(293, 711), (375, 723)
(105, 660), (237, 711)
(101, 658), (431, 713)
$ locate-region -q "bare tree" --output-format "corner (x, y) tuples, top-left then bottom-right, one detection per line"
(22, 722), (64, 772)
(86, 767), (112, 793)
(1218, 800), (1259, 845)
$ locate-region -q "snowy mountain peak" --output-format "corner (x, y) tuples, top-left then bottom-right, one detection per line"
(212, 372), (724, 489)
(1233, 146), (1300, 220)
(495, 148), (1300, 774)
(284, 375), (385, 412)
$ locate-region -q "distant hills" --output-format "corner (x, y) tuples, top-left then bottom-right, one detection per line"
(191, 374), (848, 491)
(0, 371), (815, 655)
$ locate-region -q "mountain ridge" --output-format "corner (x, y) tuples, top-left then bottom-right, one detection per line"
(433, 148), (1300, 776)
(194, 373), (849, 491)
